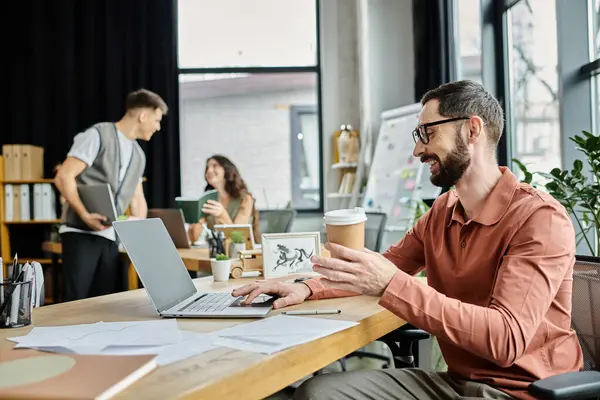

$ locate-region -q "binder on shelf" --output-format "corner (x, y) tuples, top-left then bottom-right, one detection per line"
(4, 184), (13, 221)
(9, 145), (22, 181)
(2, 145), (14, 180)
(19, 184), (31, 221)
(33, 183), (43, 220)
(20, 145), (44, 180)
(1, 144), (44, 181)
(41, 183), (57, 220)
(12, 185), (21, 222)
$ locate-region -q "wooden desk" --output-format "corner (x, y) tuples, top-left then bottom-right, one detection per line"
(0, 277), (409, 400)
(42, 241), (212, 300)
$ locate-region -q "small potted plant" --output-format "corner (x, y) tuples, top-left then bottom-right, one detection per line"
(210, 253), (231, 282)
(229, 231), (246, 260)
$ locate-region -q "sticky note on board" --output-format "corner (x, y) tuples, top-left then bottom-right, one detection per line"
(404, 180), (416, 190)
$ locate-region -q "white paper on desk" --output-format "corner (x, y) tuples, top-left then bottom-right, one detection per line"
(9, 320), (182, 351)
(213, 314), (358, 355)
(21, 330), (219, 366)
(102, 330), (219, 365)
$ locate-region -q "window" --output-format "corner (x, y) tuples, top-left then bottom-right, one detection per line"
(179, 73), (319, 209)
(594, 0), (600, 57)
(455, 0), (483, 83)
(177, 0), (317, 68)
(592, 0), (600, 132)
(177, 0), (322, 211)
(507, 0), (561, 177)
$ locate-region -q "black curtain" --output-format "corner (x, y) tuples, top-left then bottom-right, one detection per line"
(412, 0), (454, 201)
(412, 0), (453, 102)
(4, 0), (180, 208)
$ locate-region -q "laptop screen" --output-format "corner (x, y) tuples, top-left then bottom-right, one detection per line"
(113, 218), (197, 312)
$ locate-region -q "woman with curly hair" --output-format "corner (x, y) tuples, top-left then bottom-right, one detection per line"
(188, 155), (260, 243)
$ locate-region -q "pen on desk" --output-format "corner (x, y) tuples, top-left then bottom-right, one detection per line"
(282, 309), (342, 315)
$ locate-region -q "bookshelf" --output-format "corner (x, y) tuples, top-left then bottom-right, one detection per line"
(327, 127), (364, 210)
(0, 155), (60, 282)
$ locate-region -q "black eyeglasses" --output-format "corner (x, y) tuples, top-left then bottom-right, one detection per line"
(412, 116), (470, 144)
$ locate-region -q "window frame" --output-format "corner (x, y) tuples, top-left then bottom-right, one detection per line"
(174, 0), (324, 213)
(449, 0), (598, 254)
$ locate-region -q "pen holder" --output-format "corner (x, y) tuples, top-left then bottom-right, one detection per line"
(0, 280), (33, 328)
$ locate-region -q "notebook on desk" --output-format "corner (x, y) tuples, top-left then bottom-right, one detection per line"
(113, 218), (274, 318)
(0, 349), (156, 400)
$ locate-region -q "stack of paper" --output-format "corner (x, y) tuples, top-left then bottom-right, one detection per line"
(7, 315), (360, 362)
(8, 320), (218, 366)
(213, 315), (359, 355)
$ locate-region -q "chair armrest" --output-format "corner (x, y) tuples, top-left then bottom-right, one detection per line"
(397, 328), (431, 341)
(528, 371), (600, 400)
(383, 326), (430, 343)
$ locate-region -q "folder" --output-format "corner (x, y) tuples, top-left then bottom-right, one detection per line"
(2, 145), (14, 180)
(20, 145), (44, 180)
(10, 145), (23, 181)
(12, 185), (21, 222)
(19, 184), (31, 221)
(41, 183), (54, 220)
(0, 349), (157, 400)
(4, 184), (13, 221)
(33, 183), (43, 220)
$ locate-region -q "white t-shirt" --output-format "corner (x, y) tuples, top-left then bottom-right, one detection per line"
(59, 127), (136, 241)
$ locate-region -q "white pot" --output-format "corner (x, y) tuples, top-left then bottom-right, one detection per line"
(210, 259), (231, 282)
(229, 243), (246, 260)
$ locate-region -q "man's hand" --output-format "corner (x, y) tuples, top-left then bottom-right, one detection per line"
(81, 212), (108, 231)
(311, 243), (399, 297)
(232, 281), (311, 309)
(202, 200), (225, 218)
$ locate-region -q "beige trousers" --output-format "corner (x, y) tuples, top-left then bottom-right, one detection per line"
(293, 368), (515, 400)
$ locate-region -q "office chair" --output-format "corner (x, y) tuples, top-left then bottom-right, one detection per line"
(364, 212), (387, 254)
(258, 209), (296, 234)
(528, 255), (600, 400)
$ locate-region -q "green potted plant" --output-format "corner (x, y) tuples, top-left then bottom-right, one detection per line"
(229, 231), (246, 260)
(211, 253), (231, 282)
(513, 131), (599, 257)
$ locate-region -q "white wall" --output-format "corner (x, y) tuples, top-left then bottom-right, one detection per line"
(365, 0), (415, 142)
(180, 88), (317, 209)
(321, 0), (415, 211)
(319, 0), (362, 211)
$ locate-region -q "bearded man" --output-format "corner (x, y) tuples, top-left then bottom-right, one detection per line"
(233, 80), (583, 400)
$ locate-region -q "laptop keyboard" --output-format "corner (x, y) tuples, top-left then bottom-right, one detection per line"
(178, 293), (238, 313)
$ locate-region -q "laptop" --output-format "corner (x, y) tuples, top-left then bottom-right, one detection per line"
(147, 208), (193, 248)
(113, 218), (274, 318)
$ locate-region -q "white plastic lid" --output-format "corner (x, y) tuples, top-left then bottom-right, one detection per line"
(324, 207), (368, 226)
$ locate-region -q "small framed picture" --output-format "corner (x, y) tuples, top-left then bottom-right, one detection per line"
(261, 232), (321, 278)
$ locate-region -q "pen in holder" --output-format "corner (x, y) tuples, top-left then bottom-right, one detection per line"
(0, 280), (33, 328)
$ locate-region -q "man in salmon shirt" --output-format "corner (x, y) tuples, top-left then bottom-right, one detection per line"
(233, 80), (583, 400)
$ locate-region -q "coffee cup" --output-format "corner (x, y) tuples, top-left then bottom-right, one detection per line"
(324, 207), (368, 256)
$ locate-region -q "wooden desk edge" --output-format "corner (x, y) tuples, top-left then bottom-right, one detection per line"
(178, 310), (406, 400)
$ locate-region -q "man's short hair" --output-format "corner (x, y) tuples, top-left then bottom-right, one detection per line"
(125, 89), (168, 115)
(421, 80), (504, 147)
